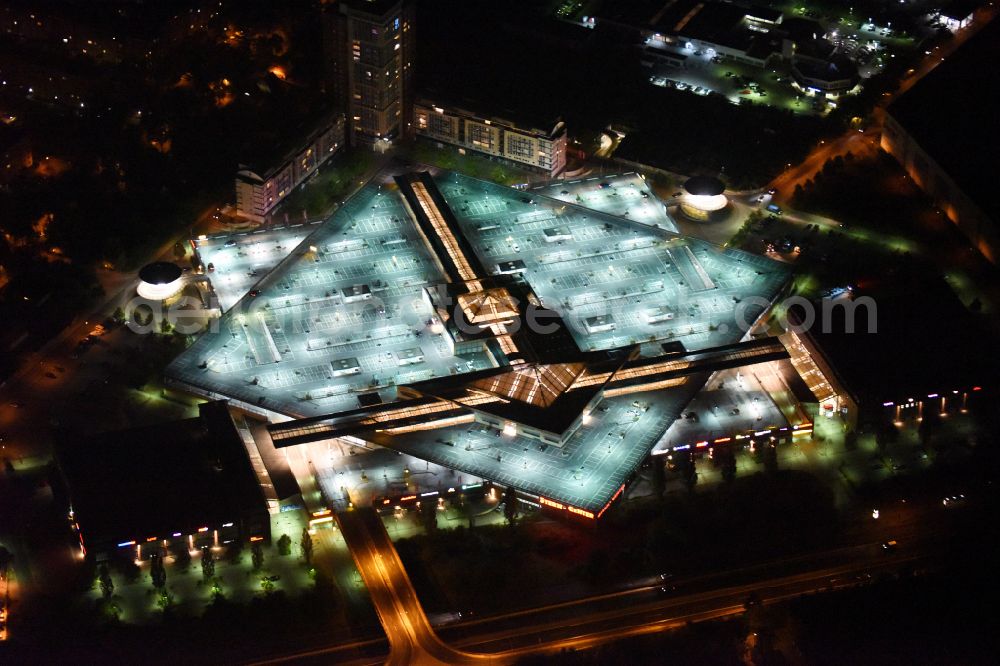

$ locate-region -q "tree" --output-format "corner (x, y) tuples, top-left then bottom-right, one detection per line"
(674, 452), (697, 492)
(875, 418), (900, 455)
(159, 317), (172, 335)
(156, 589), (174, 611)
(277, 534), (291, 556)
(150, 554), (167, 589)
(651, 458), (667, 497)
(792, 184), (805, 205)
(419, 497), (439, 532)
(226, 541), (243, 565)
(717, 447), (737, 484)
(98, 563), (115, 600)
(875, 428), (888, 454)
(918, 410), (941, 450)
(684, 459), (698, 492)
(112, 307), (126, 324)
(251, 541), (265, 571)
(583, 548), (611, 582)
(201, 547), (215, 580)
(172, 543), (191, 572)
(761, 444), (779, 473)
(116, 556), (141, 583)
(503, 486), (520, 525)
(300, 528), (314, 565)
(134, 304), (153, 327)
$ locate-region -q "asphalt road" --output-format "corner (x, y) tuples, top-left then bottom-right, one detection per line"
(335, 508), (497, 665)
(252, 492), (972, 665)
(769, 7), (999, 206)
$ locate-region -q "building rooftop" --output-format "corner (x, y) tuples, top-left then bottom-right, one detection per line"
(170, 163), (791, 515)
(339, 0), (405, 18)
(940, 0), (980, 20)
(684, 175), (726, 196)
(792, 54), (859, 84)
(235, 107), (340, 181)
(168, 167), (789, 419)
(779, 17), (825, 43)
(366, 379), (703, 513)
(645, 0), (780, 60)
(138, 261), (182, 285)
(593, 0), (667, 27)
(789, 271), (996, 407)
(416, 92), (566, 139)
(55, 402), (267, 547)
(887, 17), (1000, 222)
(269, 337), (792, 512)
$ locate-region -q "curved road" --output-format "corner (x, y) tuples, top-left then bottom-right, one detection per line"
(336, 508), (502, 666)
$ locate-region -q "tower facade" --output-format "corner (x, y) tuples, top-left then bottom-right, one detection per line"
(326, 0), (414, 146)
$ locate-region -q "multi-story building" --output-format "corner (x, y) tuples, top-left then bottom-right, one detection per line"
(937, 0), (978, 32)
(55, 401), (271, 560)
(881, 17), (999, 262)
(414, 99), (567, 176)
(234, 113), (345, 222)
(324, 0), (415, 146)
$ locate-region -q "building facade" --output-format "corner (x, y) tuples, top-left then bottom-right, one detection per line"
(325, 0), (415, 146)
(414, 99), (567, 176)
(881, 112), (998, 262)
(55, 401), (271, 561)
(235, 113), (345, 222)
(789, 54), (859, 96)
(937, 0), (977, 31)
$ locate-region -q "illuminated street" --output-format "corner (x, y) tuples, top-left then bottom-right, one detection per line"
(337, 508), (496, 665)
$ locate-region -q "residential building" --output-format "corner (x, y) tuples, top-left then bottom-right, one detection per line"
(324, 0), (415, 146)
(881, 17), (1000, 262)
(414, 98), (567, 176)
(235, 113), (345, 222)
(54, 401), (271, 560)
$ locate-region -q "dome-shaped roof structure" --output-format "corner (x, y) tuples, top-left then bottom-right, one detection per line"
(683, 176), (725, 197)
(139, 262), (182, 285)
(137, 262), (184, 301)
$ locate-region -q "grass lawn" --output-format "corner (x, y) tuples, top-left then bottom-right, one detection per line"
(274, 149), (376, 221)
(403, 141), (538, 187)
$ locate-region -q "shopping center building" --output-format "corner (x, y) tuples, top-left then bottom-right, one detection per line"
(166, 166), (811, 520)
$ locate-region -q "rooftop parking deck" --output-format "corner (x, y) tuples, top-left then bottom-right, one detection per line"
(169, 166), (794, 515)
(653, 364), (803, 452)
(167, 182), (500, 418)
(194, 224), (320, 312)
(438, 172), (789, 355)
(370, 379), (707, 513)
(529, 173), (679, 234)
